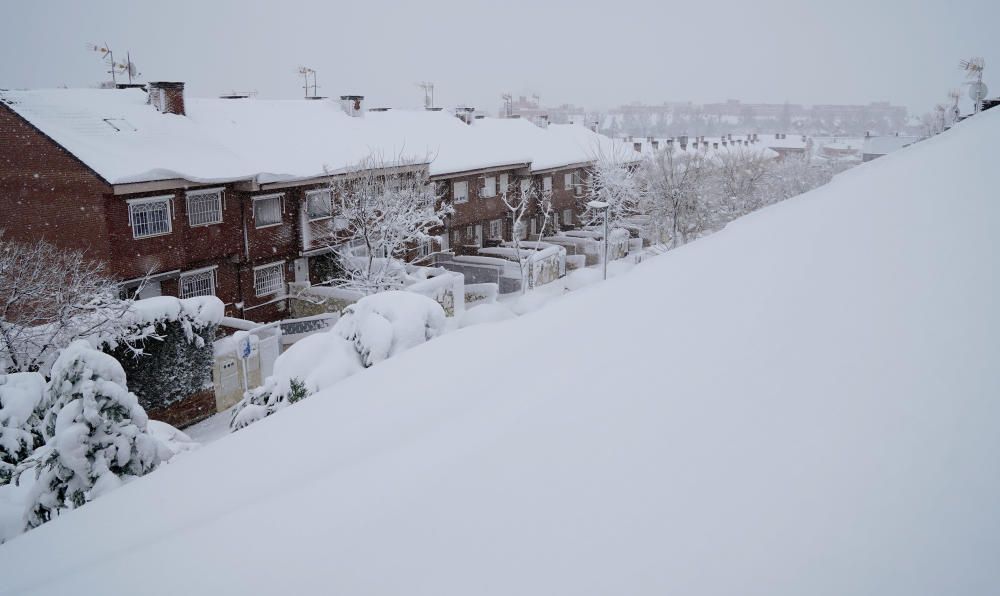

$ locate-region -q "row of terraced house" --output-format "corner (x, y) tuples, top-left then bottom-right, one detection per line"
(1, 82), (630, 322)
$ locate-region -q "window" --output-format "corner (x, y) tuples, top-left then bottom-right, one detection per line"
(253, 194), (283, 228)
(489, 219), (502, 239)
(128, 196), (172, 239)
(465, 226), (473, 242)
(553, 213), (560, 229)
(520, 178), (531, 196)
(417, 239), (431, 257)
(482, 176), (496, 198)
(530, 217), (538, 236)
(179, 268), (216, 298)
(306, 190), (333, 221)
(499, 173), (509, 195)
(186, 189), (223, 227)
(516, 221), (528, 240)
(573, 171), (584, 196)
(452, 230), (461, 246)
(563, 209), (574, 225)
(543, 176), (552, 193)
(253, 262), (285, 297)
(564, 173), (574, 190)
(453, 181), (469, 204)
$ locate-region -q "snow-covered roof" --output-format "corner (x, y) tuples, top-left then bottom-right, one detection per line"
(2, 108), (998, 594)
(0, 88), (622, 185)
(862, 135), (921, 156)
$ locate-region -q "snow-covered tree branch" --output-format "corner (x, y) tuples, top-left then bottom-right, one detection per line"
(316, 155), (448, 294)
(0, 235), (135, 374)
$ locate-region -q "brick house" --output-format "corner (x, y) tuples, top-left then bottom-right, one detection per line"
(1, 84), (631, 319)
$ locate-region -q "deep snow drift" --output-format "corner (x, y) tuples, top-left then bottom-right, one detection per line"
(1, 111), (998, 595)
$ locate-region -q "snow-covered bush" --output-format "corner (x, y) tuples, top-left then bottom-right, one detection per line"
(102, 296), (223, 413)
(0, 373), (46, 485)
(15, 341), (168, 530)
(334, 291), (446, 368)
(230, 292), (445, 432)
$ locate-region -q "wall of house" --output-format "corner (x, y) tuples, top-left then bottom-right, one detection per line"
(0, 103), (114, 257)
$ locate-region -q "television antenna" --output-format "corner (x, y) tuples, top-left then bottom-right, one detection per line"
(960, 57), (987, 113)
(87, 43), (140, 85)
(418, 82), (435, 108)
(297, 66), (318, 98)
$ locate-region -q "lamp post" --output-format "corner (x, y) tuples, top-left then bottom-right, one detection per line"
(587, 200), (610, 281)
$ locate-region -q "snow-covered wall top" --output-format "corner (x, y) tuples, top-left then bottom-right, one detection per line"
(0, 88), (632, 184)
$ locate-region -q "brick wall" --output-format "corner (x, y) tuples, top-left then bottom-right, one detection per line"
(0, 103), (114, 257)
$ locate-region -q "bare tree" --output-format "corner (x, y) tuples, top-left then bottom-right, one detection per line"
(317, 155), (448, 294)
(581, 147), (643, 230)
(500, 176), (554, 294)
(639, 149), (713, 248)
(0, 235), (134, 373)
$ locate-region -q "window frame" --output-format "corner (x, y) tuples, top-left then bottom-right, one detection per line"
(253, 194), (284, 229)
(564, 172), (574, 190)
(253, 261), (286, 297)
(482, 176), (497, 198)
(489, 219), (502, 239)
(305, 189), (334, 222)
(453, 181), (469, 204)
(542, 176), (553, 193)
(185, 188), (224, 227)
(563, 209), (574, 225)
(499, 173), (509, 196)
(179, 266), (217, 298)
(127, 195), (173, 239)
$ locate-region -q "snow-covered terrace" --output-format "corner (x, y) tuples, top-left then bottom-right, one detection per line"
(0, 88), (628, 186)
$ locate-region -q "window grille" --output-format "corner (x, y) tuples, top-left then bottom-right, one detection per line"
(129, 198), (172, 239)
(306, 190), (333, 220)
(254, 195), (283, 227)
(187, 190), (223, 226)
(253, 262), (285, 296)
(180, 269), (215, 298)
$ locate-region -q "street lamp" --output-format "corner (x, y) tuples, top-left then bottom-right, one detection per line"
(587, 200), (610, 281)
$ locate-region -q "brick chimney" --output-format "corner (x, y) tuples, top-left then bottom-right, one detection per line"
(147, 82), (185, 116)
(340, 95), (365, 117)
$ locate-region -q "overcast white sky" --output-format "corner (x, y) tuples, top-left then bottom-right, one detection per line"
(1, 0), (995, 114)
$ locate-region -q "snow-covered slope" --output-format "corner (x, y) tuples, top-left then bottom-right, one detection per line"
(2, 111), (998, 595)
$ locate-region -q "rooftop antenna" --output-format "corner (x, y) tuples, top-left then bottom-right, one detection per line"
(297, 66), (317, 98)
(120, 51), (140, 84)
(959, 57), (987, 113)
(418, 81), (435, 108)
(87, 42), (117, 84)
(501, 93), (513, 117)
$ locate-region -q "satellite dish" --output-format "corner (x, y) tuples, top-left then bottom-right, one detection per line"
(969, 81), (989, 102)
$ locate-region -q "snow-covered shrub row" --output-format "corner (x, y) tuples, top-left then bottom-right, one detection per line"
(101, 296), (224, 413)
(230, 292), (445, 431)
(13, 342), (171, 530)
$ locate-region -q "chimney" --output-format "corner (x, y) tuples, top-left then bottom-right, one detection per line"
(651, 140), (659, 150)
(339, 95), (365, 117)
(713, 142), (719, 149)
(633, 142), (642, 153)
(678, 135), (688, 150)
(692, 140), (699, 149)
(147, 82), (185, 116)
(455, 106), (475, 124)
(589, 120), (599, 132)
